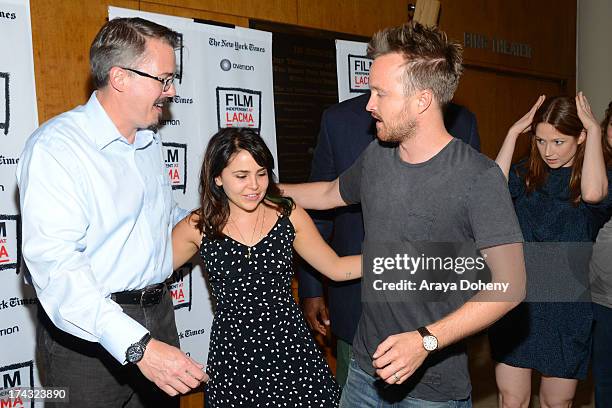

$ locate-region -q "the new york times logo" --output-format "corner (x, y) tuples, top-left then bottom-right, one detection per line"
(208, 37), (265, 53)
(170, 263), (193, 311)
(0, 215), (21, 274)
(162, 143), (187, 194)
(178, 327), (205, 340)
(0, 72), (10, 135)
(219, 59), (255, 72)
(0, 155), (19, 166)
(0, 361), (34, 408)
(0, 11), (17, 20)
(348, 55), (372, 93)
(216, 87), (262, 132)
(0, 297), (37, 311)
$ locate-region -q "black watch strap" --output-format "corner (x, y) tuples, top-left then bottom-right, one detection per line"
(140, 332), (152, 347)
(417, 326), (431, 337)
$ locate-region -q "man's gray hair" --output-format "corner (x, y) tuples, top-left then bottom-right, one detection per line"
(90, 17), (180, 88)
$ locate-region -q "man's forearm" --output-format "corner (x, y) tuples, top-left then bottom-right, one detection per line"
(427, 242), (525, 348)
(279, 179), (345, 210)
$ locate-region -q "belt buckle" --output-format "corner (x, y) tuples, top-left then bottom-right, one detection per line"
(141, 285), (163, 306)
(140, 288), (147, 306)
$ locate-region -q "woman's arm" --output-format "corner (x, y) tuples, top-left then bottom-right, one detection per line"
(172, 213), (202, 270)
(495, 95), (545, 179)
(290, 205), (361, 281)
(576, 92), (608, 203)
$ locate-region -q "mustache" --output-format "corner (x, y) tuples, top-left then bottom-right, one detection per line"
(154, 97), (172, 106)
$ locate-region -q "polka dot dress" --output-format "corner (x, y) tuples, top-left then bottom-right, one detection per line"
(200, 215), (340, 407)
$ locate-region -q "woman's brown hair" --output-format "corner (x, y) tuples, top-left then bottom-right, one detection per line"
(522, 96), (585, 205)
(194, 128), (293, 238)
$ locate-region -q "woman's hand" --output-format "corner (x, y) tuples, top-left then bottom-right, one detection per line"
(507, 95), (546, 138)
(576, 92), (601, 134)
(496, 95), (546, 179)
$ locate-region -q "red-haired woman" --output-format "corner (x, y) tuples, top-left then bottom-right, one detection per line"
(490, 93), (610, 407)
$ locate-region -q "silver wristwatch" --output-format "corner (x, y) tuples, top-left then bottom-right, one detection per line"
(126, 332), (152, 364)
(417, 326), (438, 352)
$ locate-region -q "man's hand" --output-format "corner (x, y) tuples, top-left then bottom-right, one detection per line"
(301, 296), (330, 336)
(372, 331), (428, 384)
(136, 338), (209, 396)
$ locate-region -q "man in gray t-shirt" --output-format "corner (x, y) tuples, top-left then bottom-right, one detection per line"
(282, 22), (525, 407)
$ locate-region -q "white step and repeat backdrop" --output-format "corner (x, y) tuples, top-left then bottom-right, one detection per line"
(108, 5), (278, 370)
(0, 3), (277, 406)
(0, 0), (40, 406)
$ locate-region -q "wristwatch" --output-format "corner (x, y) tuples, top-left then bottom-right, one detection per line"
(417, 326), (438, 352)
(126, 333), (152, 364)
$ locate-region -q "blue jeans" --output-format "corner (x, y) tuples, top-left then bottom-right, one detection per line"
(593, 303), (612, 408)
(339, 358), (472, 408)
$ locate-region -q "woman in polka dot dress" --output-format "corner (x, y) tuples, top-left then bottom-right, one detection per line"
(173, 127), (361, 407)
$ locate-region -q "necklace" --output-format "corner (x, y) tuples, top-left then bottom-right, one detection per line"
(229, 205), (265, 259)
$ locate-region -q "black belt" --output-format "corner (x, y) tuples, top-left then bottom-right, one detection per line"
(111, 283), (167, 307)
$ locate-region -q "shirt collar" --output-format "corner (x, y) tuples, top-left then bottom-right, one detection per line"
(85, 92), (155, 150)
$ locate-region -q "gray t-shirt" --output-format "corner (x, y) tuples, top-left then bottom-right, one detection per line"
(339, 138), (523, 401)
(590, 218), (612, 308)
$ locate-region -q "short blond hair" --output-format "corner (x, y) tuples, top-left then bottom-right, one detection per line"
(368, 22), (463, 105)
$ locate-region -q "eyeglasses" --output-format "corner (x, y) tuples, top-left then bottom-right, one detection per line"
(121, 67), (175, 92)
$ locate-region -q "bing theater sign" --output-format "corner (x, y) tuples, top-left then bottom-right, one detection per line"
(463, 32), (532, 59)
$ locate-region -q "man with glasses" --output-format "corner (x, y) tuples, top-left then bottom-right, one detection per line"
(17, 17), (207, 407)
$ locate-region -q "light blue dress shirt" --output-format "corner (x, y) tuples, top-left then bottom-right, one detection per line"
(17, 92), (187, 363)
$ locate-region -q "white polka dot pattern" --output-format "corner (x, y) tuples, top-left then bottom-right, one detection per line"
(200, 215), (340, 407)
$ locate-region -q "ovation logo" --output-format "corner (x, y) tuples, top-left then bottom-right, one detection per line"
(0, 325), (18, 337)
(220, 59), (231, 71)
(219, 58), (254, 72)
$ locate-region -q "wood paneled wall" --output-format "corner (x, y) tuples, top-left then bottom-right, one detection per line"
(30, 0), (576, 160)
(30, 0), (411, 123)
(438, 0), (577, 159)
(27, 1), (576, 407)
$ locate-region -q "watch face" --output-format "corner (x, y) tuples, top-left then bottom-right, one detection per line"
(423, 335), (438, 351)
(127, 344), (144, 363)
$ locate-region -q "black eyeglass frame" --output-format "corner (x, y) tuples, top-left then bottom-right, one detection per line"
(121, 67), (175, 92)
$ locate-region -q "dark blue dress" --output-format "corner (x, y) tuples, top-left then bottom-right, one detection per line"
(489, 164), (612, 379)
